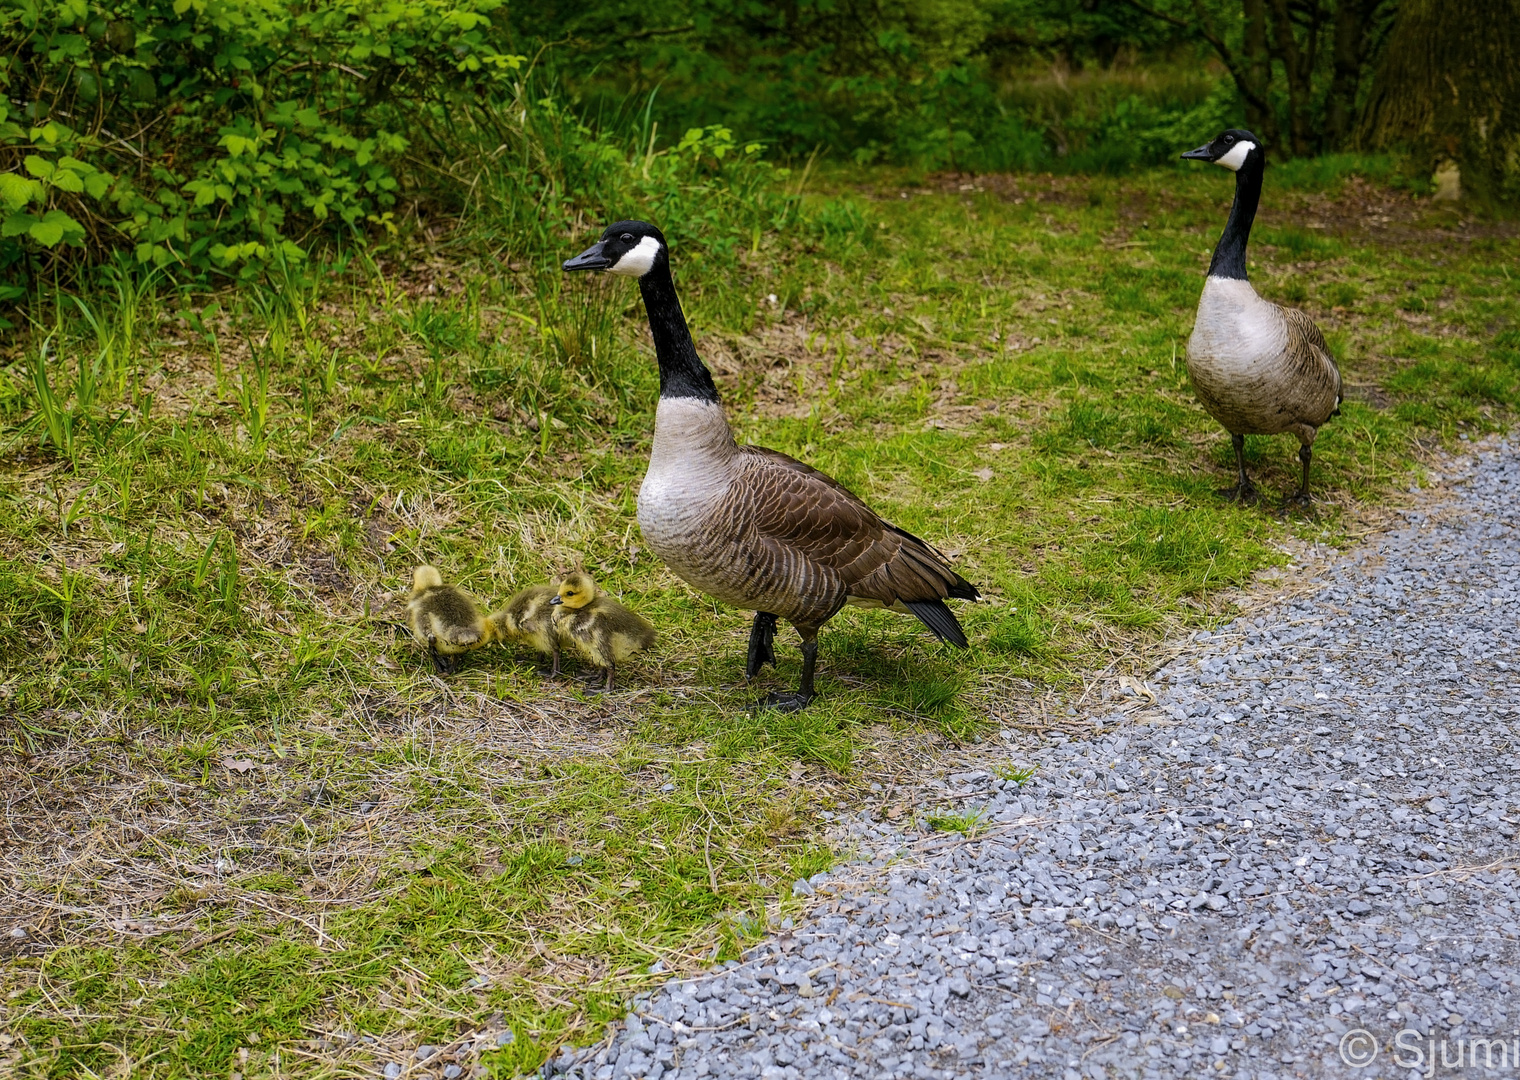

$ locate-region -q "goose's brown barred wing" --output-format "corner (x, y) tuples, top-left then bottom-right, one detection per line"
(1282, 305), (1330, 356)
(1280, 305), (1344, 420)
(736, 446), (979, 641)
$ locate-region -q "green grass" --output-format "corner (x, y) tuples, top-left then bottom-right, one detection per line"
(991, 763), (1038, 786)
(924, 809), (989, 836)
(1, 158), (1516, 1077)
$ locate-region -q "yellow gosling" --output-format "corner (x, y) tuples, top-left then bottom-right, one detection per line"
(488, 582), (566, 676)
(549, 571), (656, 692)
(406, 565), (488, 674)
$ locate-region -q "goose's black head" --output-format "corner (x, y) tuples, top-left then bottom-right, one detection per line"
(563, 220), (667, 278)
(1181, 129), (1263, 173)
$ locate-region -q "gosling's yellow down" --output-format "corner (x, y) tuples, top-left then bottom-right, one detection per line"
(488, 582), (565, 675)
(549, 572), (656, 691)
(406, 565), (489, 673)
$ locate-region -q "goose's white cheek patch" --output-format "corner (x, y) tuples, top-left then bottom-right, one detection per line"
(1215, 141), (1257, 172)
(610, 235), (662, 277)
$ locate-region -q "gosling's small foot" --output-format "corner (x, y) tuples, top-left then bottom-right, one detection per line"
(575, 670), (618, 692)
(1215, 480), (1260, 504)
(754, 690), (816, 713)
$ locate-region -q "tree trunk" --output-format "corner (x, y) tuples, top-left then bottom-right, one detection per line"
(1241, 0), (1280, 148)
(1358, 0), (1520, 205)
(1267, 0), (1313, 156)
(1325, 0), (1367, 149)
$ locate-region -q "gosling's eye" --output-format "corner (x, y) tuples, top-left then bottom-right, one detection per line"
(621, 233), (634, 242)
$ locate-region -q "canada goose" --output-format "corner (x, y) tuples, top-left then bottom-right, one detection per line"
(1182, 128), (1342, 505)
(488, 582), (564, 675)
(563, 221), (980, 711)
(407, 565), (489, 673)
(549, 571), (657, 691)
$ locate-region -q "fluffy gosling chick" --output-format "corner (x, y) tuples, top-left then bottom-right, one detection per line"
(550, 571), (656, 691)
(488, 582), (565, 676)
(407, 565), (489, 673)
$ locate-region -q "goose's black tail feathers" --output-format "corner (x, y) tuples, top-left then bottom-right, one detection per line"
(904, 599), (970, 649)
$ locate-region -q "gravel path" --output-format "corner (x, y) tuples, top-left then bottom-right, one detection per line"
(552, 437), (1520, 1080)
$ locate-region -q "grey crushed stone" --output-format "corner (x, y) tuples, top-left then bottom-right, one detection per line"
(550, 438), (1520, 1079)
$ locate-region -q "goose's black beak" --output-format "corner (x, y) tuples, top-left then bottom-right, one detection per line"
(563, 241), (612, 272)
(549, 595), (564, 605)
(1180, 143), (1215, 161)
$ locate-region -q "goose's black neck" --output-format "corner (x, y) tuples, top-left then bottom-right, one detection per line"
(638, 262), (721, 404)
(1208, 156), (1263, 281)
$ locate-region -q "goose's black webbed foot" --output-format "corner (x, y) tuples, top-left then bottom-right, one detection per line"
(755, 690), (816, 713)
(746, 612), (779, 680)
(1216, 480), (1261, 504)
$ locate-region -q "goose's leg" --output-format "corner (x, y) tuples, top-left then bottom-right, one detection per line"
(1285, 444), (1314, 507)
(746, 612), (779, 679)
(1217, 432), (1260, 503)
(759, 626), (819, 712)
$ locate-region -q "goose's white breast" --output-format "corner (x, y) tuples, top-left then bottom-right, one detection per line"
(1188, 276), (1286, 376)
(637, 397), (735, 556)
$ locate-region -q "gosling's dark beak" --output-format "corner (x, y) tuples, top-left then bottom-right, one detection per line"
(549, 596), (563, 605)
(1181, 143), (1215, 161)
(562, 241), (612, 272)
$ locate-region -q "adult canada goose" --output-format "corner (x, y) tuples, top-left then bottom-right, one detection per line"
(563, 220), (979, 711)
(488, 582), (563, 675)
(406, 565), (489, 673)
(549, 571), (657, 691)
(1182, 128), (1342, 505)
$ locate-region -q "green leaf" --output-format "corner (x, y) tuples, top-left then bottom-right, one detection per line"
(29, 216), (68, 246)
(2, 212), (39, 238)
(0, 174), (43, 212)
(219, 134), (258, 157)
(24, 156), (54, 180)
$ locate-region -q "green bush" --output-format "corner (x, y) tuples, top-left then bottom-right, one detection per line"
(0, 0), (806, 327)
(1, 0), (523, 289)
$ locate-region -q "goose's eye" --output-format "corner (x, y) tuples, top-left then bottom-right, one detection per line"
(1224, 135), (1235, 144)
(621, 233), (633, 242)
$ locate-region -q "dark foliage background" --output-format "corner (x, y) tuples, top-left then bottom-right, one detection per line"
(509, 0), (1401, 171)
(8, 0), (1506, 302)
